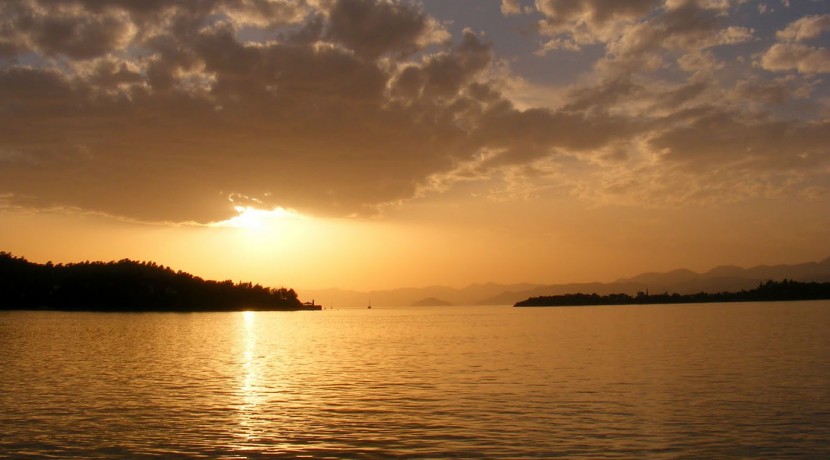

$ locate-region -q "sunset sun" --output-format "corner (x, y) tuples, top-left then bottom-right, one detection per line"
(214, 206), (306, 231)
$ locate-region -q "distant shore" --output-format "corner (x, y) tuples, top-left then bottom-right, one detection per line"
(514, 279), (830, 307)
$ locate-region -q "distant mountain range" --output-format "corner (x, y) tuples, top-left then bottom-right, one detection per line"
(301, 257), (830, 308)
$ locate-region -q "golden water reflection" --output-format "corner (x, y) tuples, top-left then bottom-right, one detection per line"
(1, 304), (830, 457)
(236, 311), (265, 446)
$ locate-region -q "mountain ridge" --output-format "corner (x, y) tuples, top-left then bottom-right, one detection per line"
(301, 257), (830, 308)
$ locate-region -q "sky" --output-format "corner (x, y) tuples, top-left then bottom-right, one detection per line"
(1, 0), (829, 291)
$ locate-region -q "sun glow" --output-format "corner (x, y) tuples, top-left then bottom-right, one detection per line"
(212, 206), (306, 230)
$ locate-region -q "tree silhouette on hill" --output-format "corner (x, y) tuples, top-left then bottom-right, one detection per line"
(0, 252), (317, 311)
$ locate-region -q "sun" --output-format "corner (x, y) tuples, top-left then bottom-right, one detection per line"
(212, 206), (304, 230)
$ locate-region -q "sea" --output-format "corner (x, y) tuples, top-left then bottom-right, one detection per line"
(1, 301), (829, 458)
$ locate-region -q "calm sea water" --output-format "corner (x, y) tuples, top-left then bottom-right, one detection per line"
(1, 302), (829, 458)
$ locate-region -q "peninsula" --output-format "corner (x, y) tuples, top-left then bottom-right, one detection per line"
(514, 280), (830, 307)
(0, 252), (320, 312)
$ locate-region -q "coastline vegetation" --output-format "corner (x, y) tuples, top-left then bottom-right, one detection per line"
(515, 279), (830, 307)
(0, 252), (317, 312)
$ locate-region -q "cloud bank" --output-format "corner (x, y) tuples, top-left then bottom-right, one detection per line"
(0, 0), (828, 222)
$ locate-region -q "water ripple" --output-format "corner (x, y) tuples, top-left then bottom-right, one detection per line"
(2, 302), (830, 458)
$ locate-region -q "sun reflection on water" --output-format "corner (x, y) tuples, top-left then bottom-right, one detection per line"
(236, 311), (264, 445)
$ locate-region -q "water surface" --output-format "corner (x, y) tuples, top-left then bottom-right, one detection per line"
(1, 302), (829, 458)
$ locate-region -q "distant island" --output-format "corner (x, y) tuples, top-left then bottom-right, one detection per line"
(412, 297), (453, 306)
(0, 252), (320, 312)
(515, 280), (830, 307)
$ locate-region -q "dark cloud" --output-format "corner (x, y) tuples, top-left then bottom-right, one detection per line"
(25, 8), (135, 59)
(1, 0), (581, 222)
(390, 30), (491, 100)
(653, 107), (830, 176)
(562, 77), (644, 113)
(0, 0), (313, 59)
(324, 0), (438, 60)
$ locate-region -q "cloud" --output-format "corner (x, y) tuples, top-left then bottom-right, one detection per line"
(540, 41), (830, 207)
(761, 43), (830, 74)
(501, 0), (522, 16)
(0, 0), (314, 59)
(730, 76), (813, 107)
(571, 107), (830, 207)
(531, 2), (828, 211)
(761, 15), (830, 74)
(649, 108), (830, 171)
(1, 0), (828, 223)
(536, 37), (582, 53)
(2, 0), (628, 222)
(535, 0), (660, 48)
(1, 1), (136, 59)
(390, 29), (492, 100)
(644, 112), (830, 203)
(677, 50), (724, 77)
(776, 14), (830, 42)
(324, 0), (449, 60)
(530, 0), (754, 83)
(597, 2), (753, 75)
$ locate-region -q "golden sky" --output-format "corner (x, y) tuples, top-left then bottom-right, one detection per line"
(1, 0), (829, 290)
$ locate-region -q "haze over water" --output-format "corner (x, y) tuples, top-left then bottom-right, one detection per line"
(2, 301), (829, 458)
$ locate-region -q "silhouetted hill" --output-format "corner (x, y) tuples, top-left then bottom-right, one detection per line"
(704, 265), (746, 278)
(617, 268), (700, 288)
(0, 252), (317, 311)
(411, 297), (453, 306)
(617, 257), (830, 294)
